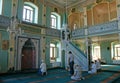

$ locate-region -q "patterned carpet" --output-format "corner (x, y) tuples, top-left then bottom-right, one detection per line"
(0, 65), (120, 83)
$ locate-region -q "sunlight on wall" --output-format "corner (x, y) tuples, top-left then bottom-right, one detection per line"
(92, 45), (101, 61)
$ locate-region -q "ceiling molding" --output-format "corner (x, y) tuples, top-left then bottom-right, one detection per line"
(46, 0), (96, 10)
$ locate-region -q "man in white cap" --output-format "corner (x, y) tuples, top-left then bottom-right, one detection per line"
(88, 61), (97, 74)
(71, 64), (85, 80)
(39, 60), (47, 76)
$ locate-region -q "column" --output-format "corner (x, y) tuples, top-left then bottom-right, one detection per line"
(116, 0), (120, 42)
(85, 28), (92, 70)
(91, 7), (94, 25)
(61, 24), (69, 68)
(42, 0), (46, 26)
(8, 32), (15, 71)
(41, 36), (46, 61)
(87, 38), (92, 70)
(83, 7), (87, 26)
(117, 0), (120, 28)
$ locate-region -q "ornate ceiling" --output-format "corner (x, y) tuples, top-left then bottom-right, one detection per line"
(46, 0), (89, 8)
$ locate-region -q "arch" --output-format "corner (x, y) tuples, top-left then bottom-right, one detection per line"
(21, 38), (36, 70)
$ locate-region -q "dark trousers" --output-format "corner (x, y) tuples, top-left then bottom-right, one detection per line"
(69, 61), (74, 75)
(38, 68), (47, 75)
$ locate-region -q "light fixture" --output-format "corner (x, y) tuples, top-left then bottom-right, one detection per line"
(61, 0), (71, 41)
(62, 0), (68, 28)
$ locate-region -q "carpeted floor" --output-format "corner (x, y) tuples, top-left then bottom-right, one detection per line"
(0, 65), (120, 83)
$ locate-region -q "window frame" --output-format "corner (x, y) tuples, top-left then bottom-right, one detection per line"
(92, 45), (101, 60)
(51, 14), (57, 29)
(23, 5), (34, 23)
(114, 44), (120, 60)
(0, 0), (2, 15)
(50, 43), (58, 62)
(23, 2), (38, 23)
(51, 12), (61, 29)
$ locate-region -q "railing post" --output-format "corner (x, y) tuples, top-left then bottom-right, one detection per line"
(85, 28), (92, 71)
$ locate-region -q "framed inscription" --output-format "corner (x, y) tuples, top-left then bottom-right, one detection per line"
(2, 40), (9, 50)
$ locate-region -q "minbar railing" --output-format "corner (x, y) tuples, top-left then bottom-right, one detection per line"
(72, 20), (119, 39)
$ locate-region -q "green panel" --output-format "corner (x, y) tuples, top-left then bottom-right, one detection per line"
(37, 2), (43, 25)
(101, 41), (112, 64)
(61, 50), (65, 68)
(1, 31), (9, 39)
(46, 6), (51, 27)
(0, 31), (9, 73)
(45, 38), (50, 68)
(17, 0), (24, 20)
(0, 52), (8, 73)
(2, 0), (12, 17)
(62, 13), (67, 26)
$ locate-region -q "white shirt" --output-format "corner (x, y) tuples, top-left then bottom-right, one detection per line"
(89, 63), (97, 73)
(40, 62), (47, 72)
(96, 61), (101, 70)
(68, 53), (74, 63)
(71, 65), (82, 80)
(74, 66), (82, 78)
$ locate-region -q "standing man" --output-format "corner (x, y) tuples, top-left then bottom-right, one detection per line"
(68, 51), (74, 75)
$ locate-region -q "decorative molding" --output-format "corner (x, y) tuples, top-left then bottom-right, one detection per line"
(88, 20), (118, 35)
(24, 0), (36, 3)
(72, 28), (85, 37)
(41, 29), (46, 34)
(46, 28), (60, 37)
(71, 8), (76, 13)
(72, 20), (119, 38)
(86, 3), (94, 10)
(21, 25), (41, 35)
(54, 8), (58, 13)
(96, 0), (102, 3)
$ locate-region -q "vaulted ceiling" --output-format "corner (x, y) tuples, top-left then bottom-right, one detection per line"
(46, 0), (93, 8)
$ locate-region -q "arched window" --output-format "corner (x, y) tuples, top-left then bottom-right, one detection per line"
(23, 2), (38, 23)
(0, 0), (2, 15)
(51, 12), (61, 29)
